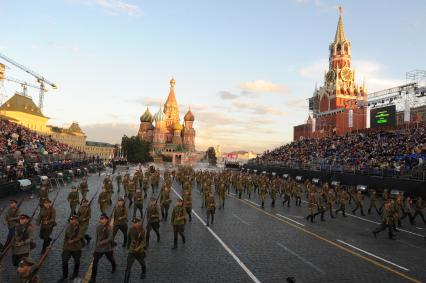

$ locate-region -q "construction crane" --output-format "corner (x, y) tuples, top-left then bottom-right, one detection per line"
(5, 76), (43, 97)
(0, 52), (57, 111)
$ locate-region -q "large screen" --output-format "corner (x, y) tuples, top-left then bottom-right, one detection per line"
(370, 105), (396, 128)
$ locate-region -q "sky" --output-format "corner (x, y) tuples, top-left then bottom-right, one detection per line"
(0, 0), (425, 153)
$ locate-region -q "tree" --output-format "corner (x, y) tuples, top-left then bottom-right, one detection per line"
(206, 146), (217, 166)
(121, 135), (152, 163)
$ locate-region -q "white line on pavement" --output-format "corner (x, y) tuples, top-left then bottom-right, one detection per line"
(245, 199), (261, 207)
(232, 213), (251, 226)
(336, 240), (409, 271)
(276, 213), (305, 227)
(229, 192), (236, 196)
(171, 187), (261, 283)
(277, 243), (325, 275)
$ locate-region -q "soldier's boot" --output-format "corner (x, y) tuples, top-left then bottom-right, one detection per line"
(342, 210), (347, 217)
(320, 212), (325, 222)
(59, 264), (68, 282)
(310, 215), (314, 223)
(211, 215), (214, 225)
(124, 270), (131, 283)
(70, 262), (80, 280)
(248, 193), (251, 199)
(330, 211), (335, 218)
(361, 208), (365, 216)
(368, 208), (371, 215)
(156, 231), (160, 242)
(372, 231), (377, 238)
(85, 234), (91, 245)
(111, 262), (117, 273)
(172, 239), (178, 249)
(182, 234), (186, 244)
(261, 201), (265, 209)
(189, 214), (192, 222)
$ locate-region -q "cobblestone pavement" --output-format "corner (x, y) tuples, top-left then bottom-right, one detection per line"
(1, 168), (425, 283)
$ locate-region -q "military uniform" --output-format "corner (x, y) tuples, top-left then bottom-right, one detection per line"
(38, 187), (49, 207)
(218, 182), (226, 209)
(17, 257), (41, 283)
(206, 195), (216, 226)
(260, 183), (268, 209)
(373, 204), (395, 240)
(77, 200), (92, 245)
(79, 179), (89, 200)
(116, 174), (122, 193)
(411, 197), (426, 225)
(133, 189), (144, 218)
(98, 189), (109, 214)
(160, 188), (172, 221)
(12, 217), (33, 266)
(36, 203), (56, 253)
(368, 190), (379, 215)
(67, 187), (80, 217)
(90, 217), (116, 283)
(112, 201), (128, 246)
(183, 192), (192, 222)
(171, 201), (186, 249)
(3, 201), (20, 249)
(124, 220), (147, 282)
(61, 217), (84, 280)
(352, 191), (365, 216)
(335, 190), (348, 217)
(146, 201), (160, 246)
(306, 193), (317, 223)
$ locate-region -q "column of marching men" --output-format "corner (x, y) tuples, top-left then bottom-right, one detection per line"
(1, 167), (426, 282)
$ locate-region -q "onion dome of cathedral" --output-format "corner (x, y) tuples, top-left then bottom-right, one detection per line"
(140, 107), (153, 123)
(153, 107), (166, 122)
(184, 108), (194, 121)
(173, 121), (183, 131)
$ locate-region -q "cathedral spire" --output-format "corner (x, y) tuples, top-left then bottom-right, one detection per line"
(164, 77), (178, 109)
(334, 5), (347, 44)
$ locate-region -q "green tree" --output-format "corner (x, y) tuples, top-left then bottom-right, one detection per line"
(206, 146), (217, 166)
(121, 135), (152, 163)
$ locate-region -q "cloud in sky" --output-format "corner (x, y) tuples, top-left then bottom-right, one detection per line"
(217, 91), (239, 100)
(239, 80), (291, 95)
(73, 0), (142, 17)
(299, 58), (404, 92)
(232, 101), (287, 116)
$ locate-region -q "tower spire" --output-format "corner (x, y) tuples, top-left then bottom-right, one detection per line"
(334, 5), (347, 44)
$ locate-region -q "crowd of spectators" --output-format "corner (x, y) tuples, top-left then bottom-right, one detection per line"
(0, 118), (86, 182)
(254, 123), (426, 177)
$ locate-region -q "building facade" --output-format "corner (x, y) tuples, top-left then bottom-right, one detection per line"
(138, 78), (196, 153)
(294, 7), (367, 140)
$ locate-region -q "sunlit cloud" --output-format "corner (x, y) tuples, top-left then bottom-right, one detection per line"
(71, 0), (142, 17)
(239, 80), (291, 95)
(232, 101), (287, 116)
(217, 91), (239, 100)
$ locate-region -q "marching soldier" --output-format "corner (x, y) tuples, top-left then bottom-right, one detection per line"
(78, 198), (92, 245)
(306, 192), (317, 223)
(89, 214), (116, 283)
(411, 196), (426, 225)
(373, 202), (396, 240)
(270, 180), (277, 207)
(400, 196), (413, 224)
(112, 197), (128, 247)
(326, 189), (335, 218)
(146, 197), (160, 247)
(183, 190), (192, 222)
(128, 176), (136, 208)
(36, 199), (56, 254)
(313, 191), (327, 221)
(218, 181), (226, 209)
(352, 190), (365, 216)
(38, 185), (49, 207)
(160, 186), (172, 221)
(67, 186), (80, 217)
(2, 199), (20, 250)
(124, 218), (147, 282)
(17, 257), (41, 283)
(79, 177), (89, 200)
(206, 192), (216, 226)
(98, 186), (109, 214)
(12, 214), (33, 266)
(116, 173), (122, 193)
(282, 182), (291, 208)
(294, 184), (302, 207)
(59, 215), (84, 281)
(260, 181), (268, 209)
(171, 198), (186, 249)
(335, 189), (347, 217)
(133, 188), (144, 218)
(368, 190), (380, 215)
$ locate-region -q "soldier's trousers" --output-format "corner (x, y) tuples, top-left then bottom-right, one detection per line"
(352, 203), (365, 215)
(368, 202), (379, 214)
(133, 205), (143, 219)
(283, 196), (290, 207)
(173, 224), (185, 246)
(81, 192), (88, 200)
(295, 197), (301, 206)
(4, 226), (15, 248)
(70, 204), (77, 217)
(335, 205), (346, 216)
(373, 223), (394, 238)
(161, 204), (170, 220)
(124, 252), (146, 283)
(185, 207), (192, 222)
(113, 224), (128, 244)
(146, 222), (160, 244)
(411, 211), (426, 224)
(40, 226), (53, 251)
(91, 251), (116, 279)
(62, 250), (81, 277)
(12, 253), (29, 267)
(206, 210), (215, 225)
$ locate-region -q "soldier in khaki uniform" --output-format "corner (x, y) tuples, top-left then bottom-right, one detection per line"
(368, 190), (379, 215)
(146, 197), (160, 247)
(260, 181), (268, 209)
(218, 182), (226, 209)
(59, 215), (84, 281)
(36, 199), (56, 254)
(112, 197), (128, 247)
(171, 199), (186, 249)
(352, 190), (365, 216)
(335, 189), (348, 217)
(38, 185), (49, 207)
(206, 193), (216, 226)
(78, 177), (89, 200)
(2, 199), (20, 250)
(98, 187), (109, 214)
(133, 188), (144, 218)
(17, 257), (41, 283)
(128, 176), (136, 208)
(183, 190), (192, 222)
(115, 173), (122, 193)
(373, 202), (396, 240)
(89, 214), (116, 283)
(67, 186), (80, 217)
(306, 192), (317, 223)
(124, 218), (147, 282)
(160, 186), (172, 221)
(78, 198), (92, 245)
(12, 214), (33, 266)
